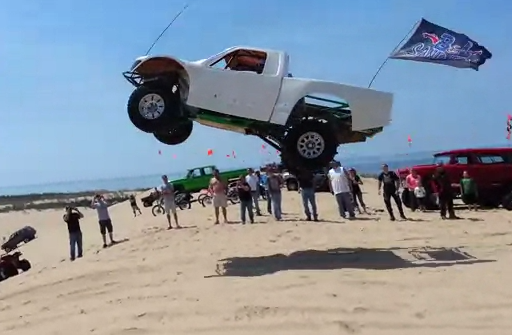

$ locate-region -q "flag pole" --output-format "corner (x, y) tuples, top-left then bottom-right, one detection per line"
(367, 20), (420, 89)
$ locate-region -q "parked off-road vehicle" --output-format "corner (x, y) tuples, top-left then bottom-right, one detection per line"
(397, 148), (512, 209)
(123, 46), (393, 170)
(0, 251), (31, 282)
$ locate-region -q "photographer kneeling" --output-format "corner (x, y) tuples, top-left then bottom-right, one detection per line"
(63, 206), (84, 261)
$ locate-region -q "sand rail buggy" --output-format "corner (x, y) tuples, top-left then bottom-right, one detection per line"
(123, 46), (393, 170)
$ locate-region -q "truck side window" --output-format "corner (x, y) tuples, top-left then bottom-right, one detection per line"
(210, 50), (267, 74)
(203, 167), (213, 175)
(189, 169), (201, 177)
(455, 156), (469, 164)
(478, 155), (505, 164)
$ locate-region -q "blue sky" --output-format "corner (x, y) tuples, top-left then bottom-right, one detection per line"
(0, 0), (510, 186)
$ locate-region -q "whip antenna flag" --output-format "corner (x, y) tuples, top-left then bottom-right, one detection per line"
(144, 3), (190, 56)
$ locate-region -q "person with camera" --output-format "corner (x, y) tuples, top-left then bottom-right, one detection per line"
(91, 194), (117, 248)
(63, 206), (84, 261)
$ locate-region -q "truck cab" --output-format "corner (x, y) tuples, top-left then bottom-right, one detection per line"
(185, 46), (289, 123)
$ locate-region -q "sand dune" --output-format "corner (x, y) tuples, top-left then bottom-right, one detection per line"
(0, 178), (511, 335)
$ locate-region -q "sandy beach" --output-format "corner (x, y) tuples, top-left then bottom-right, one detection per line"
(0, 178), (511, 335)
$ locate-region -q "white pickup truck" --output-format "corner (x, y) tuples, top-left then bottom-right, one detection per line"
(123, 46), (393, 170)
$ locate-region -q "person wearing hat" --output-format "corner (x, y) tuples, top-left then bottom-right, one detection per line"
(328, 160), (355, 219)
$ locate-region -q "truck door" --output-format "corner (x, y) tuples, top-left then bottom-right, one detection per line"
(445, 154), (470, 192)
(186, 52), (282, 122)
(473, 153), (507, 190)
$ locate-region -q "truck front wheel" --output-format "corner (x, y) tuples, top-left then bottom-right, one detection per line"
(153, 120), (193, 145)
(127, 82), (182, 133)
(282, 120), (337, 170)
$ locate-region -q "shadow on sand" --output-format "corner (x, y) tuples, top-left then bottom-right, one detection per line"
(209, 246), (494, 277)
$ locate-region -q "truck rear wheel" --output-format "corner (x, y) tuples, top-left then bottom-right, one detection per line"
(153, 120), (193, 145)
(18, 259), (31, 272)
(401, 189), (411, 208)
(502, 192), (512, 210)
(286, 178), (298, 191)
(127, 82), (182, 133)
(282, 120), (337, 170)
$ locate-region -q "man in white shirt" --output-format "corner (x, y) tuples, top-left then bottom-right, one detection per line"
(160, 175), (180, 229)
(328, 161), (355, 219)
(91, 194), (117, 248)
(245, 168), (262, 216)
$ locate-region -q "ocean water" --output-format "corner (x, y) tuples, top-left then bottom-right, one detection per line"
(0, 155), (434, 196)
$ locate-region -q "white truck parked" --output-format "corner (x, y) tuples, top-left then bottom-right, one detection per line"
(123, 46), (393, 170)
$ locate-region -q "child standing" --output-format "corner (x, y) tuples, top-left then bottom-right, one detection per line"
(460, 171), (478, 211)
(129, 194), (142, 217)
(414, 180), (427, 211)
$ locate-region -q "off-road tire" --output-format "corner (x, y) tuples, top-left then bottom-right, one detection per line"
(152, 204), (164, 217)
(18, 259), (31, 272)
(153, 120), (193, 145)
(127, 82), (182, 133)
(286, 178), (299, 191)
(401, 189), (411, 208)
(502, 192), (512, 210)
(2, 264), (18, 279)
(282, 120), (337, 170)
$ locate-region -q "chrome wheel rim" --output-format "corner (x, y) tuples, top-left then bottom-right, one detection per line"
(296, 131), (325, 159)
(139, 93), (165, 120)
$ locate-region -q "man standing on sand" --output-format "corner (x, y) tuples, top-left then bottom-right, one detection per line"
(296, 168), (318, 221)
(266, 167), (284, 220)
(63, 206), (84, 261)
(91, 194), (117, 248)
(246, 168), (262, 216)
(259, 170), (272, 214)
(377, 164), (407, 221)
(160, 175), (181, 229)
(328, 161), (355, 220)
(209, 169), (228, 225)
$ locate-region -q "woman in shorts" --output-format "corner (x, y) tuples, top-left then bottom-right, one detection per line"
(209, 169), (228, 224)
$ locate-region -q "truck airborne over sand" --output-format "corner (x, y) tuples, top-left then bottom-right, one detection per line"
(123, 46), (394, 170)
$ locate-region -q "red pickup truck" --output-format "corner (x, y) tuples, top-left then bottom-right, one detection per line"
(397, 148), (512, 209)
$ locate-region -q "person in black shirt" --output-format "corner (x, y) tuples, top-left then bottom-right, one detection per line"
(432, 166), (459, 219)
(297, 168), (318, 221)
(236, 175), (254, 224)
(349, 168), (367, 214)
(377, 164), (407, 221)
(63, 206), (84, 261)
(129, 195), (142, 217)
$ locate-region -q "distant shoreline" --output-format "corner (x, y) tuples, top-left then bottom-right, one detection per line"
(0, 188), (148, 214)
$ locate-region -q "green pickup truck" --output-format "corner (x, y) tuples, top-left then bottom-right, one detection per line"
(171, 165), (247, 193)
